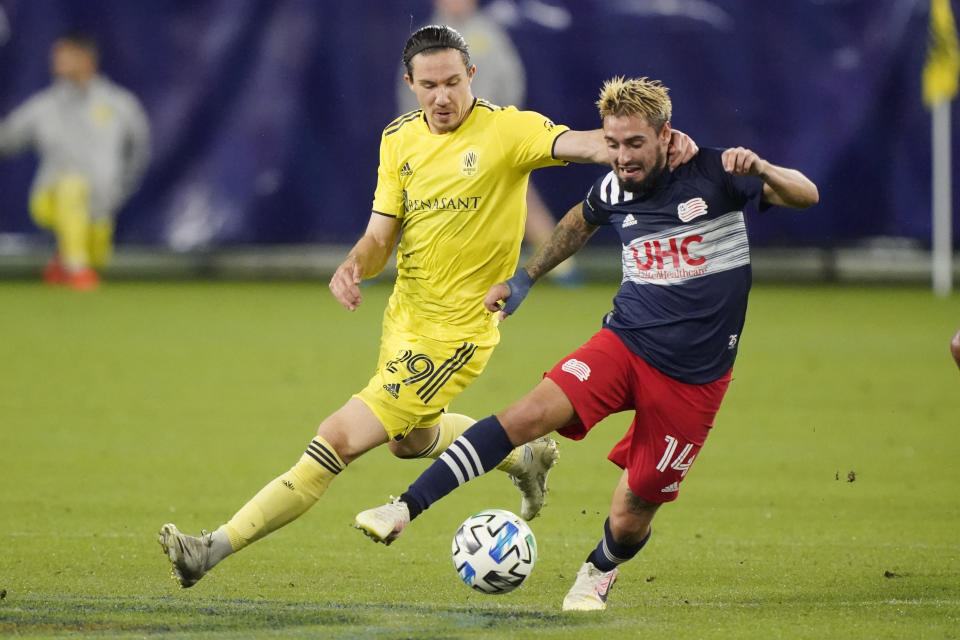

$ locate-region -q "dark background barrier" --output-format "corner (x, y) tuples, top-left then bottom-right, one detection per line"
(0, 0), (957, 250)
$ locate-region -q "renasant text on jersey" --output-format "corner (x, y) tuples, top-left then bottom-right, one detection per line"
(403, 194), (483, 213)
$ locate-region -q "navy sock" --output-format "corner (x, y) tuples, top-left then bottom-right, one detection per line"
(586, 517), (651, 572)
(401, 415), (515, 520)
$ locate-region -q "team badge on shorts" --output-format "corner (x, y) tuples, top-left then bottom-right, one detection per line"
(561, 359), (591, 382)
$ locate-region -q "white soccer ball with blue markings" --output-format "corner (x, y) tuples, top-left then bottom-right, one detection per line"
(451, 508), (537, 594)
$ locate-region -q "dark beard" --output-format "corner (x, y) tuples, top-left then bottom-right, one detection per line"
(617, 148), (667, 196)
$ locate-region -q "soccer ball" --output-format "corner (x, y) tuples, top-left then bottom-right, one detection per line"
(451, 508), (537, 594)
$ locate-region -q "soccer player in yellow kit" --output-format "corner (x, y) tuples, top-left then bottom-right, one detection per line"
(158, 25), (696, 587)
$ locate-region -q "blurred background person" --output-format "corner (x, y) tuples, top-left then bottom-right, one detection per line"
(398, 0), (582, 284)
(951, 326), (960, 371)
(0, 31), (150, 290)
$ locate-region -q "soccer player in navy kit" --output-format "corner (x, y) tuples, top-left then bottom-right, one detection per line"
(356, 76), (819, 610)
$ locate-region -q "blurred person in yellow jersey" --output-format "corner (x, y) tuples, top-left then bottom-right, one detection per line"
(157, 25), (697, 587)
(0, 31), (150, 290)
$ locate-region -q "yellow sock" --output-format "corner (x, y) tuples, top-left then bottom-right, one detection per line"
(52, 175), (92, 271)
(222, 436), (344, 552)
(417, 412), (524, 473)
(89, 219), (114, 270)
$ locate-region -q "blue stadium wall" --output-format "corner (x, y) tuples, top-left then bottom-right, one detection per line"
(0, 0), (957, 249)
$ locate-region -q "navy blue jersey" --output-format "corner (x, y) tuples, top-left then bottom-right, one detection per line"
(581, 147), (766, 384)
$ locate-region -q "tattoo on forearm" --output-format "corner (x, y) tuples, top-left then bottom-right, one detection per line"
(527, 217), (592, 280)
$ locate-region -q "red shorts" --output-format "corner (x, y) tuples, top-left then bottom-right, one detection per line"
(546, 328), (731, 504)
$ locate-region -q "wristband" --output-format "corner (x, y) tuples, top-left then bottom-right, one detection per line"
(502, 268), (535, 315)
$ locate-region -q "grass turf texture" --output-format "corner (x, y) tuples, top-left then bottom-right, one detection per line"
(0, 281), (957, 638)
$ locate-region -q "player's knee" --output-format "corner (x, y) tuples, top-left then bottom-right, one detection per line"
(498, 400), (552, 445)
(498, 383), (572, 444)
(315, 400), (390, 464)
(314, 420), (364, 465)
(950, 328), (960, 367)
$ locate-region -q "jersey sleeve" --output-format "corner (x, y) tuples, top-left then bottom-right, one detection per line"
(702, 147), (767, 212)
(496, 107), (570, 173)
(581, 177), (613, 226)
(727, 171), (767, 212)
(371, 132), (404, 218)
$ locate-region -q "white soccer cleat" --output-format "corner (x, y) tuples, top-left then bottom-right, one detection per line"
(354, 496), (410, 546)
(562, 561), (618, 611)
(510, 437), (559, 520)
(157, 523), (215, 588)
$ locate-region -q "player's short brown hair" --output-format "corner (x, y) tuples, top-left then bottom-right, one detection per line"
(596, 76), (672, 132)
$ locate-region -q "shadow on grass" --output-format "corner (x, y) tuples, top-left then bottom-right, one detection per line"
(1, 594), (578, 636)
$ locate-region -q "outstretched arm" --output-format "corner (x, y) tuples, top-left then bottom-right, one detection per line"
(329, 212), (401, 311)
(722, 146), (819, 209)
(552, 129), (606, 164)
(553, 128), (699, 170)
(484, 203), (598, 319)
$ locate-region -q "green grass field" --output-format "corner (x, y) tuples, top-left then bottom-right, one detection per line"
(1, 280), (958, 638)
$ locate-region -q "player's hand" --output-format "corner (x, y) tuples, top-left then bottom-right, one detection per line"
(484, 268), (535, 321)
(667, 129), (699, 170)
(484, 282), (512, 321)
(329, 260), (364, 311)
(722, 146), (769, 177)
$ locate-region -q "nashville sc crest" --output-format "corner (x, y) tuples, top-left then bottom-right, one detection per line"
(460, 148), (480, 178)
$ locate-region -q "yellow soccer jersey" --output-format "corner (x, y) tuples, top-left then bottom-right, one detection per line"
(372, 99), (570, 345)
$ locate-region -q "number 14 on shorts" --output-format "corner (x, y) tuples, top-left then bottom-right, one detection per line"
(655, 435), (696, 477)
